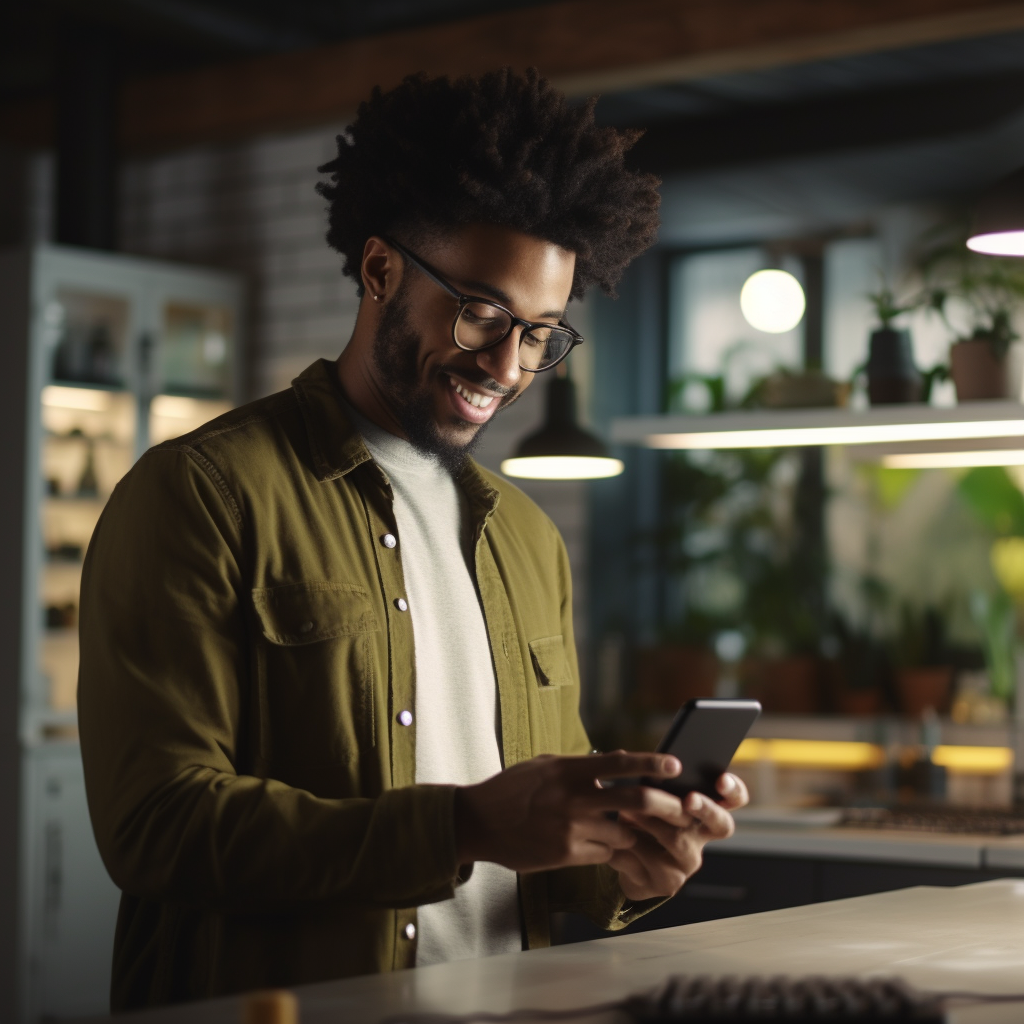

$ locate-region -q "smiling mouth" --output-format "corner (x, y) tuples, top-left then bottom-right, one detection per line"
(450, 377), (497, 409)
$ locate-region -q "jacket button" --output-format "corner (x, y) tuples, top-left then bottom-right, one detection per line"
(403, 922), (417, 940)
(397, 709), (413, 727)
(395, 598), (408, 612)
(298, 621), (314, 633)
(381, 533), (397, 548)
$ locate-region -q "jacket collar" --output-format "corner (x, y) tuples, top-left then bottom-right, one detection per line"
(291, 359), (373, 481)
(291, 359), (501, 520)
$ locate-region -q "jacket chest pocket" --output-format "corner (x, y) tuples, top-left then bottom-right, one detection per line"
(529, 635), (572, 755)
(251, 581), (380, 780)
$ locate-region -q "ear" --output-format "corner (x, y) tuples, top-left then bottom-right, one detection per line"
(360, 236), (402, 302)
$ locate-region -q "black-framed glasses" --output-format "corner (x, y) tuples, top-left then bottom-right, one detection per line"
(386, 238), (583, 372)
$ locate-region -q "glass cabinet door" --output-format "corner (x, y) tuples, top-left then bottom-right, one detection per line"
(159, 301), (233, 397)
(149, 291), (238, 444)
(39, 386), (136, 725)
(29, 251), (241, 733)
(47, 289), (131, 388)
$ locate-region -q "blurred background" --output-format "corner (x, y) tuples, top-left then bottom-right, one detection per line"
(6, 0), (1024, 1017)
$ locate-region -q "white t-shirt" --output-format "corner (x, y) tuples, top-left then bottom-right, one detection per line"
(349, 406), (521, 965)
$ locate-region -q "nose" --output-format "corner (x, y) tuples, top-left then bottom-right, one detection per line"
(475, 326), (524, 390)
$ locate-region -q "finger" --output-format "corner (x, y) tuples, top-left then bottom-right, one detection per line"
(620, 809), (697, 841)
(614, 833), (688, 898)
(619, 811), (685, 848)
(574, 750), (682, 782)
(635, 824), (703, 879)
(716, 773), (749, 810)
(587, 784), (687, 823)
(607, 847), (651, 894)
(578, 817), (640, 852)
(684, 791), (736, 840)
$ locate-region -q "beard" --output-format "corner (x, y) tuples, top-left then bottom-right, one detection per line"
(371, 287), (518, 475)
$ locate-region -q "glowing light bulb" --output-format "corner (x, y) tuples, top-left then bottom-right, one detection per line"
(740, 269), (806, 334)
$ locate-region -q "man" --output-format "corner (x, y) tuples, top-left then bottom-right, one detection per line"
(78, 68), (748, 1011)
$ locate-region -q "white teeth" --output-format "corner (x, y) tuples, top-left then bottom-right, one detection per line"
(453, 380), (495, 409)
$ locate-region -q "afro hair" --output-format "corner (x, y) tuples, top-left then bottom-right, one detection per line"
(316, 67), (660, 299)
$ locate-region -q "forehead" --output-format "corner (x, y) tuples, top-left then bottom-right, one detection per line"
(421, 223), (576, 319)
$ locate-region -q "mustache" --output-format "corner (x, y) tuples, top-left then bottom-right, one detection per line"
(439, 364), (519, 399)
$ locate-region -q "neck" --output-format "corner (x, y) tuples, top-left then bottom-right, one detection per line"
(335, 310), (408, 440)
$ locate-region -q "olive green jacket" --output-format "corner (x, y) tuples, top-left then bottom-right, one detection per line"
(78, 359), (647, 1011)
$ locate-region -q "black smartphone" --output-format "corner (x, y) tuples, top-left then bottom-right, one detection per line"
(645, 698), (761, 800)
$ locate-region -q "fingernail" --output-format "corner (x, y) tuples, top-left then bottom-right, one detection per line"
(687, 793), (702, 813)
(664, 756), (681, 775)
(719, 774), (736, 793)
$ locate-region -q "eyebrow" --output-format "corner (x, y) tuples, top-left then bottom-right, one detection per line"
(459, 277), (565, 321)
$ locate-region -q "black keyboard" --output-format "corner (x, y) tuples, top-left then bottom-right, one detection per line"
(624, 975), (945, 1022)
(839, 805), (1024, 836)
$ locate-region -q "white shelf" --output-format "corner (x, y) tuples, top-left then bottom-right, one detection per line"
(610, 401), (1024, 450)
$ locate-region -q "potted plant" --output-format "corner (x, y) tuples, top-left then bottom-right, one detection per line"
(967, 590), (1015, 718)
(746, 365), (847, 409)
(919, 233), (1024, 400)
(892, 602), (954, 718)
(824, 583), (892, 716)
(864, 285), (923, 404)
(652, 372), (828, 714)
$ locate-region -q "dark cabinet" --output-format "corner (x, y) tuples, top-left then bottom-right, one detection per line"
(551, 850), (1024, 945)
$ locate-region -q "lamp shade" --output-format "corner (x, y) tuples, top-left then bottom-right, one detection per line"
(500, 377), (624, 480)
(967, 168), (1024, 256)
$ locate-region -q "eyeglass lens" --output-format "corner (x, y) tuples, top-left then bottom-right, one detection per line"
(454, 301), (574, 370)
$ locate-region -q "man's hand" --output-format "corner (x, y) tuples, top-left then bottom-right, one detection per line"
(610, 772), (749, 901)
(454, 751), (689, 873)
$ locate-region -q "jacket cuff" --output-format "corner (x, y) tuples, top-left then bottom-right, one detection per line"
(361, 784), (466, 907)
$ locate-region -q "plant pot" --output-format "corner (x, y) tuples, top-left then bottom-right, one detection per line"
(743, 655), (821, 714)
(635, 645), (719, 713)
(758, 370), (844, 409)
(838, 687), (883, 716)
(896, 666), (953, 718)
(866, 328), (922, 405)
(950, 338), (1008, 400)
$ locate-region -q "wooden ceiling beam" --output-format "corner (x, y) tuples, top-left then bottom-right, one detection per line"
(4, 0), (1024, 154)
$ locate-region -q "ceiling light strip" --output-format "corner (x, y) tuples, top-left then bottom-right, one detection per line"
(883, 449), (1024, 468)
(643, 419), (1024, 450)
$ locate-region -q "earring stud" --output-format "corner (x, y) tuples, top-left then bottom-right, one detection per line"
(373, 293), (383, 302)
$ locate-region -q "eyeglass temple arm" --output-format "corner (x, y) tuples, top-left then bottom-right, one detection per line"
(384, 237), (463, 300)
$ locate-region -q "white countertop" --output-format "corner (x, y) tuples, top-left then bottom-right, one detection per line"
(83, 880), (1024, 1024)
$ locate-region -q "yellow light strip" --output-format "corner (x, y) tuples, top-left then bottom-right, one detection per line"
(731, 739), (1014, 774)
(733, 738), (885, 770)
(647, 420), (1024, 450)
(883, 450), (1024, 468)
(931, 745), (1014, 774)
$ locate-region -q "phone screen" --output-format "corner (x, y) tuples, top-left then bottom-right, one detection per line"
(649, 698), (761, 799)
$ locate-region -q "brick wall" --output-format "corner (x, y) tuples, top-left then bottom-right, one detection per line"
(118, 122), (592, 668)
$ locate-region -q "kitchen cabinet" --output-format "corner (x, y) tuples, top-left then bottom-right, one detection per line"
(552, 847), (1024, 945)
(0, 244), (242, 1022)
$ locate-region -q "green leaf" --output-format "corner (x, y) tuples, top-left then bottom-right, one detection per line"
(957, 467), (1024, 536)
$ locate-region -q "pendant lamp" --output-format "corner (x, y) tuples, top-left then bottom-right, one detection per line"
(967, 167), (1024, 256)
(501, 372), (624, 480)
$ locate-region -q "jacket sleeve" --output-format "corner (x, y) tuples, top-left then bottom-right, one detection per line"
(543, 529), (668, 930)
(78, 447), (463, 913)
